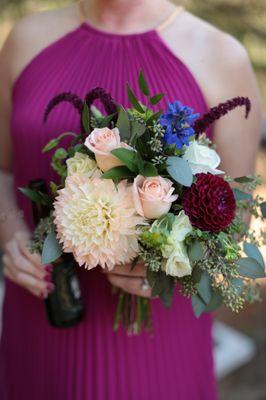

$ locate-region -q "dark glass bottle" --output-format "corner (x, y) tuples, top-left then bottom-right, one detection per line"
(29, 179), (85, 328)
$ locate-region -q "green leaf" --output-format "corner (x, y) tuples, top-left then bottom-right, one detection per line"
(101, 166), (135, 180)
(166, 156), (193, 187)
(111, 148), (140, 173)
(54, 148), (67, 160)
(146, 110), (163, 125)
(42, 138), (59, 153)
(19, 188), (52, 206)
(160, 275), (175, 308)
(191, 265), (202, 284)
(141, 162), (158, 177)
(138, 70), (150, 96)
(238, 257), (266, 279)
(233, 188), (252, 201)
(243, 242), (265, 269)
(260, 201), (266, 218)
(99, 113), (116, 128)
(150, 93), (164, 105)
(230, 278), (244, 295)
(197, 272), (212, 304)
(188, 241), (205, 263)
(116, 106), (131, 140)
(130, 121), (146, 143)
(192, 295), (206, 318)
(127, 84), (145, 113)
(41, 231), (63, 264)
(19, 187), (43, 203)
(204, 292), (223, 313)
(234, 176), (255, 183)
(82, 103), (90, 132)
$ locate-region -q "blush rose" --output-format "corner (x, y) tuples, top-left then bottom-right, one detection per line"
(133, 175), (178, 219)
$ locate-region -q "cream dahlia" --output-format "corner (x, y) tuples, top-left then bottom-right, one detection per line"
(54, 174), (146, 270)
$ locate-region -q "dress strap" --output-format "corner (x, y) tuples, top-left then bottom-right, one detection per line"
(78, 0), (86, 23)
(156, 6), (184, 32)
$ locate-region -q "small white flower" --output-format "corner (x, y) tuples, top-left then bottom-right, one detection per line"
(183, 141), (224, 175)
(161, 211), (193, 278)
(66, 152), (98, 177)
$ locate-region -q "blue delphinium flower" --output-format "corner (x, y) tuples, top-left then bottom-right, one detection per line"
(160, 101), (200, 149)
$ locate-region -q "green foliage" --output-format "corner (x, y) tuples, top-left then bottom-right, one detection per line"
(41, 229), (63, 264)
(166, 156), (193, 187)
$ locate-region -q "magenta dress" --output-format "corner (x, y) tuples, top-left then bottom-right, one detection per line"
(0, 22), (217, 399)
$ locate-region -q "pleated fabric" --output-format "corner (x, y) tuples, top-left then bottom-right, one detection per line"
(0, 23), (217, 400)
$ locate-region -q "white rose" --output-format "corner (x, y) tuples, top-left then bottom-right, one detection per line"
(161, 211), (193, 278)
(66, 152), (98, 177)
(183, 141), (224, 175)
(162, 243), (192, 278)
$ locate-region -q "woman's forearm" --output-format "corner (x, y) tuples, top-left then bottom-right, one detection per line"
(0, 169), (28, 250)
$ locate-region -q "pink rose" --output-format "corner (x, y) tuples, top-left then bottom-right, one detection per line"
(85, 127), (129, 172)
(133, 175), (178, 219)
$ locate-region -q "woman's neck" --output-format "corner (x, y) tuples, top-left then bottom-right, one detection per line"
(82, 0), (176, 33)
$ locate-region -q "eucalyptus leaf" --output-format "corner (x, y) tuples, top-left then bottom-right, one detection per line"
(230, 278), (244, 295)
(192, 294), (206, 318)
(150, 93), (164, 105)
(116, 107), (131, 141)
(188, 241), (205, 263)
(101, 166), (135, 180)
(243, 242), (265, 269)
(41, 231), (63, 264)
(138, 70), (150, 96)
(192, 265), (202, 284)
(204, 292), (223, 313)
(260, 201), (266, 218)
(197, 272), (212, 304)
(166, 157), (193, 187)
(127, 84), (145, 113)
(238, 257), (266, 279)
(233, 188), (252, 201)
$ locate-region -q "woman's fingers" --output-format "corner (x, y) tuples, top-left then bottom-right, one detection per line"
(107, 273), (151, 298)
(3, 254), (52, 298)
(15, 231), (44, 271)
(5, 237), (46, 280)
(106, 260), (147, 278)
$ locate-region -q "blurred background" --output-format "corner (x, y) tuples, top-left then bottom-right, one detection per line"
(0, 1), (265, 399)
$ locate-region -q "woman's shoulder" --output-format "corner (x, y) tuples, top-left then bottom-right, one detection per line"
(167, 10), (253, 105)
(2, 4), (79, 85)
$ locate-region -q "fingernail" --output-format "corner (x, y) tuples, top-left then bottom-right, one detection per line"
(47, 283), (55, 293)
(45, 264), (53, 273)
(44, 274), (53, 283)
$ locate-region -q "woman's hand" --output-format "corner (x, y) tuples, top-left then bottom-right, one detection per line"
(105, 261), (152, 298)
(3, 230), (54, 299)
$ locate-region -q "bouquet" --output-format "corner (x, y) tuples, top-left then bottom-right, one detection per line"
(21, 71), (266, 334)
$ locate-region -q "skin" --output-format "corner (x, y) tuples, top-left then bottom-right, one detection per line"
(0, 0), (262, 299)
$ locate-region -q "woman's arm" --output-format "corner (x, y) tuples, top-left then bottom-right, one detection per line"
(207, 35), (262, 176)
(0, 30), (53, 298)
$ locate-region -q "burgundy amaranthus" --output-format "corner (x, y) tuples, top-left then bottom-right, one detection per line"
(183, 173), (236, 233)
(44, 87), (118, 132)
(194, 96), (251, 137)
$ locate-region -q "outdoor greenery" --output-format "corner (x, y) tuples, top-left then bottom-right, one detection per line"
(0, 0), (265, 113)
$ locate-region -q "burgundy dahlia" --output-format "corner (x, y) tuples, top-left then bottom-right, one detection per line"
(182, 173), (236, 233)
